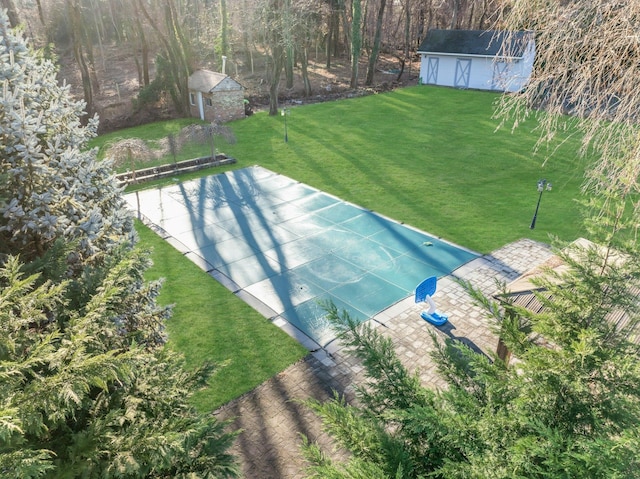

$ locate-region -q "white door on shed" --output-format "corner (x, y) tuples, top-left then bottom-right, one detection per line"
(426, 57), (439, 84)
(492, 61), (509, 90)
(454, 59), (471, 88)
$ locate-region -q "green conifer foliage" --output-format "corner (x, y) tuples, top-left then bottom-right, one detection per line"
(0, 13), (131, 266)
(0, 12), (238, 478)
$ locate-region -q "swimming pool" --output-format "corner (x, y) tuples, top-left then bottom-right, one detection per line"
(125, 166), (479, 348)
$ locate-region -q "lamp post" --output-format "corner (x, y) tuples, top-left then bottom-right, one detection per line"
(281, 108), (289, 143)
(530, 179), (552, 229)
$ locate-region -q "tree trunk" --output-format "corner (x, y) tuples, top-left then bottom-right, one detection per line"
(141, 29), (150, 86)
(467, 1), (475, 29)
(300, 47), (312, 97)
(133, 2), (150, 86)
(477, 0), (489, 29)
(365, 0), (387, 86)
(285, 47), (294, 89)
(284, 0), (294, 90)
(71, 2), (101, 95)
(326, 2), (340, 69)
(350, 0), (362, 89)
(164, 1), (191, 114)
(269, 44), (284, 115)
(66, 0), (94, 120)
(450, 0), (462, 29)
(219, 0), (229, 58)
(108, 0), (123, 43)
(400, 0), (411, 81)
(73, 41), (94, 120)
(137, 0), (191, 114)
(35, 0), (45, 26)
(90, 0), (107, 72)
(241, 0), (253, 70)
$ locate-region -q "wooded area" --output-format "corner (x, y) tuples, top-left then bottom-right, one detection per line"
(2, 0), (504, 129)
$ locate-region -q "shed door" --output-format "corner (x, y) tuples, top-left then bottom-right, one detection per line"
(426, 57), (439, 84)
(454, 59), (471, 88)
(492, 61), (509, 90)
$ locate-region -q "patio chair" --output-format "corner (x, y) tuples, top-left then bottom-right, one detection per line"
(414, 276), (448, 326)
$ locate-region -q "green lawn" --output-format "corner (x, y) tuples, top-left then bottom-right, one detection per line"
(107, 85), (590, 410)
(90, 117), (204, 156)
(89, 117), (209, 171)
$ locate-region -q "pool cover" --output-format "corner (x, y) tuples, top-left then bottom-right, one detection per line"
(125, 166), (479, 348)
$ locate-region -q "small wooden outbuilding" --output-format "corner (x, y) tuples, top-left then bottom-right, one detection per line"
(188, 69), (245, 122)
(417, 29), (535, 92)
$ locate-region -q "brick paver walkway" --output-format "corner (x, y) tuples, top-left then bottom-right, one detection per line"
(215, 238), (553, 478)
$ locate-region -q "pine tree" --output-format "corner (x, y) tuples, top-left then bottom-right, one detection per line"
(0, 12), (238, 478)
(0, 13), (131, 267)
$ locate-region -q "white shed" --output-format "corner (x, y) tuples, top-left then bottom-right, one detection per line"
(417, 30), (535, 92)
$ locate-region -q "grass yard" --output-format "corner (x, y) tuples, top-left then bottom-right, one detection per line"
(103, 86), (590, 410)
(89, 117), (209, 171)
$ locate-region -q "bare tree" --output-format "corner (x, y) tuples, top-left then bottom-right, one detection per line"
(291, 0), (324, 97)
(365, 0), (387, 86)
(254, 0), (286, 115)
(66, 0), (95, 120)
(325, 0), (343, 69)
(350, 0), (362, 88)
(136, 0), (193, 114)
(133, 2), (151, 87)
(283, 0), (295, 89)
(220, 0), (230, 58)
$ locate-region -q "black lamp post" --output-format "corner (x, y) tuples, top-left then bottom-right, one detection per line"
(281, 108), (289, 143)
(530, 179), (552, 229)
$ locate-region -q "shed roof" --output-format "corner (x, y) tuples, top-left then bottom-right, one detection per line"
(188, 69), (242, 93)
(417, 29), (532, 58)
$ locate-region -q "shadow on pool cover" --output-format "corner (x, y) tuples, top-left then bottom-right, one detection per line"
(125, 166), (480, 349)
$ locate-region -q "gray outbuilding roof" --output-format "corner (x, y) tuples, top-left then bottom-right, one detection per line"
(417, 30), (532, 58)
(188, 69), (242, 93)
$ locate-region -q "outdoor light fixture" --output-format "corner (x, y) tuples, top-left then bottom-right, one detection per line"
(281, 108), (290, 143)
(530, 179), (552, 229)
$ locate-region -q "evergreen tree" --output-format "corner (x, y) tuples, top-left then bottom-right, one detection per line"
(0, 11), (131, 266)
(0, 12), (238, 478)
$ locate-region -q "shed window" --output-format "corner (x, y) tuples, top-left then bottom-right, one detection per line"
(189, 92), (196, 105)
(205, 97), (213, 107)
